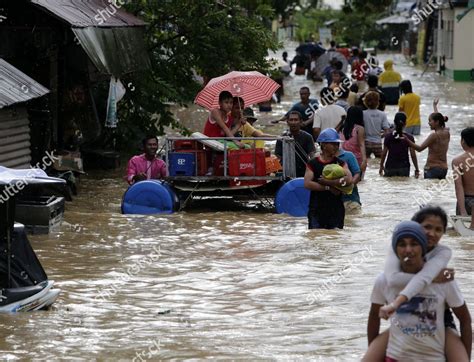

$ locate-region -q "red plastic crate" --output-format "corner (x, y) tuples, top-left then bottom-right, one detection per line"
(228, 149), (266, 177)
(213, 154), (226, 176)
(177, 150), (207, 176)
(173, 140), (203, 151)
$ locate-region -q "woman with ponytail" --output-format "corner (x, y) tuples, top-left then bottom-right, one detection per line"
(403, 107), (450, 179)
(379, 112), (420, 177)
(339, 106), (367, 173)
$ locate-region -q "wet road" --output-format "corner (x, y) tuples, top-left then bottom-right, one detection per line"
(1, 43), (473, 360)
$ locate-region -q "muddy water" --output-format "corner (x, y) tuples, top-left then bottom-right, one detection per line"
(1, 43), (473, 360)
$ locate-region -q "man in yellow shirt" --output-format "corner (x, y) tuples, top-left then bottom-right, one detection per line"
(398, 80), (421, 135)
(379, 59), (402, 105)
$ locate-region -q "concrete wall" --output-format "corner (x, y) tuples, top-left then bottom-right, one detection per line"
(442, 7), (474, 81)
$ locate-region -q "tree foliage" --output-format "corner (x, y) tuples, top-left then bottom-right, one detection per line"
(293, 0), (391, 47)
(113, 1), (280, 151)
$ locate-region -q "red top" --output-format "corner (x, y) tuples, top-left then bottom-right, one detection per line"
(203, 113), (233, 137)
(352, 59), (368, 81)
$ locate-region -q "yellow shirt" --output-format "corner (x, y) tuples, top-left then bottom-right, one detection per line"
(399, 93), (421, 128)
(241, 123), (265, 148)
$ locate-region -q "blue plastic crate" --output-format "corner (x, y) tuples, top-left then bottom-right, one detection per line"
(169, 152), (196, 176)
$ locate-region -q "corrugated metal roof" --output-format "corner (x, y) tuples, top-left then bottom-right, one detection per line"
(72, 27), (150, 76)
(0, 59), (50, 109)
(376, 15), (413, 25)
(30, 0), (147, 28)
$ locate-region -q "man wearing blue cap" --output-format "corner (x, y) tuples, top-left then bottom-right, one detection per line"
(366, 221), (472, 361)
(304, 128), (353, 229)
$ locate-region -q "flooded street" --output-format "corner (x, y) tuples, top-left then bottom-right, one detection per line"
(1, 44), (473, 360)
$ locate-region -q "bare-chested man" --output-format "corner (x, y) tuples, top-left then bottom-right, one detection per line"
(452, 127), (474, 229)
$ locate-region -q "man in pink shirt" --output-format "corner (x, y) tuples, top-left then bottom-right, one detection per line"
(126, 136), (167, 185)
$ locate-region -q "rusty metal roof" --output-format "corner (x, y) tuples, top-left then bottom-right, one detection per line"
(0, 59), (49, 109)
(30, 0), (147, 28)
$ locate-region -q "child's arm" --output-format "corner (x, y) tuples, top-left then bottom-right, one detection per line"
(382, 245), (452, 316)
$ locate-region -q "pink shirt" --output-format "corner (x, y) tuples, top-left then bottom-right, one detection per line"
(340, 125), (363, 166)
(126, 154), (167, 184)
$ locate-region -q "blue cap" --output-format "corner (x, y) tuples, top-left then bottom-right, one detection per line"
(392, 221), (427, 256)
(316, 128), (342, 143)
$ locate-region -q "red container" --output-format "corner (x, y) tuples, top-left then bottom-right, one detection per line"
(178, 150), (207, 176)
(213, 154), (225, 176)
(173, 140), (203, 151)
(228, 149), (266, 177)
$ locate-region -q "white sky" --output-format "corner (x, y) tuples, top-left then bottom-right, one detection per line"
(322, 0), (343, 9)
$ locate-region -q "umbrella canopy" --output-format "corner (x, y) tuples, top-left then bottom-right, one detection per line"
(314, 51), (349, 76)
(295, 43), (326, 56)
(194, 71), (280, 110)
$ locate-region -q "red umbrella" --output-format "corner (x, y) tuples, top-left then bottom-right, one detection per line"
(194, 71), (280, 110)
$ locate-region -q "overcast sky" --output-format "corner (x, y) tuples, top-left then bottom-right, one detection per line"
(323, 0), (343, 9)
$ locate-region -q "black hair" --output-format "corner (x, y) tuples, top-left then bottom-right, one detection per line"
(337, 85), (350, 99)
(411, 205), (448, 232)
(352, 48), (359, 57)
(461, 127), (474, 147)
(393, 112), (407, 139)
(300, 86), (310, 93)
(142, 135), (158, 148)
(342, 106), (364, 140)
(219, 90), (233, 102)
(400, 80), (413, 94)
(233, 96), (244, 106)
(367, 75), (379, 88)
(288, 111), (302, 120)
(429, 112), (448, 128)
(320, 87), (336, 105)
(350, 83), (359, 93)
(335, 61), (343, 70)
(330, 40), (336, 47)
(359, 51), (367, 59)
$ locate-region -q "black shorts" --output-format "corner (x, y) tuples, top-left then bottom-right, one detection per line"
(384, 167), (410, 177)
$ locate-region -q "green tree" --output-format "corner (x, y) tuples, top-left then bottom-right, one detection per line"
(114, 1), (280, 151)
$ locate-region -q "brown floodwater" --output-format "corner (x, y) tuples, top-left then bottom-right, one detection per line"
(1, 43), (473, 360)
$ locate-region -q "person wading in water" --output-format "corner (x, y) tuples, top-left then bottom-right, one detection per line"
(304, 128), (353, 229)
